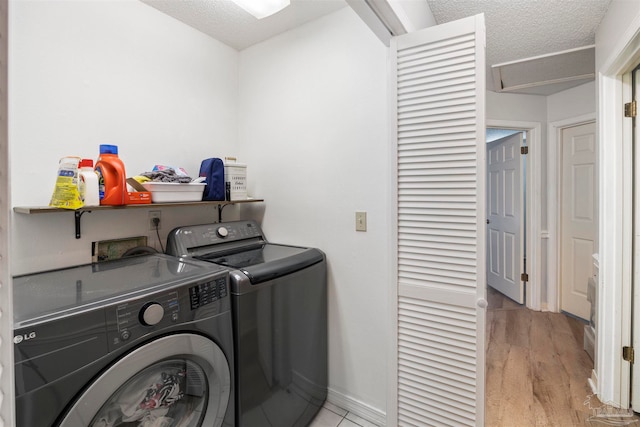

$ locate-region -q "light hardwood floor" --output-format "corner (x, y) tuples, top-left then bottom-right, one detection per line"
(485, 287), (640, 426)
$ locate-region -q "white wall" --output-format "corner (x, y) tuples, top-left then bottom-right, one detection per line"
(11, 1), (391, 420)
(238, 7), (389, 419)
(487, 91), (547, 125)
(547, 81), (596, 123)
(10, 0), (240, 274)
(595, 0), (640, 73)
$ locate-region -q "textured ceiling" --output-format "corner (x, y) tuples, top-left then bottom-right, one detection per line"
(426, 0), (611, 93)
(141, 0), (347, 51)
(142, 0), (612, 94)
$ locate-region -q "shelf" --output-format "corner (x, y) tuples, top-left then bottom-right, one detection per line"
(14, 199), (264, 239)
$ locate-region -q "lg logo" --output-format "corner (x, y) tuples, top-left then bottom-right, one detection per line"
(13, 331), (36, 344)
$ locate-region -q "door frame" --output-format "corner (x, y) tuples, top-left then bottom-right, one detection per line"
(596, 12), (640, 407)
(547, 114), (597, 315)
(487, 119), (542, 310)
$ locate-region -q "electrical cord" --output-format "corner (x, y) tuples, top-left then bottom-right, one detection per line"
(153, 217), (165, 253)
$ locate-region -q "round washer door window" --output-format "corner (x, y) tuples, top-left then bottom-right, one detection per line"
(58, 334), (230, 427)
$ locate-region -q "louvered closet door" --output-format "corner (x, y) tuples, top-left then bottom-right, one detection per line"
(391, 14), (486, 427)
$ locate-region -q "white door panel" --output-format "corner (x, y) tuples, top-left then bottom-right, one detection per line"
(486, 132), (524, 304)
(560, 122), (597, 320)
(393, 13), (485, 427)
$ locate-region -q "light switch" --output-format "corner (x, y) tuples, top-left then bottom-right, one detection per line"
(356, 212), (367, 232)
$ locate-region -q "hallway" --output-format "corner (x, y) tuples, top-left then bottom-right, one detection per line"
(486, 288), (618, 426)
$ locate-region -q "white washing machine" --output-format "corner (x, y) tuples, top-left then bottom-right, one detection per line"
(13, 254), (235, 427)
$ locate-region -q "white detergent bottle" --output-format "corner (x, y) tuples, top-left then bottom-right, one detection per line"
(79, 158), (100, 207)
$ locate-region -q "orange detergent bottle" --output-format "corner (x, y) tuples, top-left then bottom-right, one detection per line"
(95, 144), (127, 206)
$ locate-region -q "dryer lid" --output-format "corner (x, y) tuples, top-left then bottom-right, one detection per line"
(199, 244), (324, 284)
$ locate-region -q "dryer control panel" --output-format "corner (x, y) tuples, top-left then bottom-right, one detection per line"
(166, 220), (264, 258)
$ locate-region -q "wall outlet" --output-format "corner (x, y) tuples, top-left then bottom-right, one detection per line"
(149, 210), (161, 231)
(355, 211), (367, 232)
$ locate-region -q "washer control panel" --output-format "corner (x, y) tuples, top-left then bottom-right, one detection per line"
(216, 226), (229, 238)
(139, 302), (165, 326)
(107, 275), (230, 351)
(189, 277), (227, 309)
(114, 291), (179, 345)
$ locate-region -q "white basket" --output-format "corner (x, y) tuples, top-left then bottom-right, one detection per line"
(141, 182), (205, 203)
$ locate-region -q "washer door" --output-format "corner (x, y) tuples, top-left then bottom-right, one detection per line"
(58, 334), (230, 427)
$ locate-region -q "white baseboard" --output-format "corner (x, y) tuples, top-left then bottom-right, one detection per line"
(327, 388), (386, 426)
(589, 369), (598, 395)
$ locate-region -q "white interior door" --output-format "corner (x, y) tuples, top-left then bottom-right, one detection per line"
(560, 122), (597, 320)
(487, 133), (524, 304)
(392, 13), (486, 427)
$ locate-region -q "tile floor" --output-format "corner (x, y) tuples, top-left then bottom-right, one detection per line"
(309, 401), (380, 427)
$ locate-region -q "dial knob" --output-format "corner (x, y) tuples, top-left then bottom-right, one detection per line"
(217, 226), (229, 238)
(140, 302), (164, 326)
